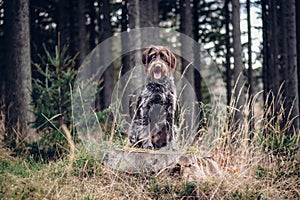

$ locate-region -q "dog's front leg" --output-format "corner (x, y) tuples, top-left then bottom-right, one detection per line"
(129, 96), (153, 149)
(165, 92), (177, 149)
(165, 105), (174, 143)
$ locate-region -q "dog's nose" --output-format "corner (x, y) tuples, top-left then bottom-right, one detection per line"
(155, 64), (162, 69)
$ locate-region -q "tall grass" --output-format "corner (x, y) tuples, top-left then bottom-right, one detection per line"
(0, 90), (299, 199)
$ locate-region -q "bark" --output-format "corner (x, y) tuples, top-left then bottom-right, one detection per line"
(225, 0), (232, 105)
(139, 0), (159, 28)
(265, 0), (273, 98)
(269, 0), (279, 95)
(180, 0), (194, 89)
(279, 0), (287, 92)
(99, 0), (114, 109)
(261, 0), (269, 100)
(261, 0), (274, 135)
(282, 0), (299, 131)
(28, 2), (40, 65)
(193, 0), (202, 103)
(71, 0), (87, 66)
(0, 5), (4, 113)
(0, 35), (4, 116)
(125, 0), (159, 68)
(140, 0), (159, 46)
(127, 0), (140, 30)
(247, 0), (254, 135)
(127, 0), (140, 67)
(247, 0), (253, 96)
(232, 0), (246, 122)
(4, 0), (34, 141)
(57, 0), (71, 47)
(121, 0), (131, 75)
(88, 0), (97, 51)
(68, 0), (76, 56)
(296, 0), (300, 115)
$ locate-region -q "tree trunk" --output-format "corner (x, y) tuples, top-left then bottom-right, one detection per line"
(128, 0), (140, 30)
(232, 0), (246, 122)
(88, 0), (97, 51)
(269, 0), (280, 95)
(261, 0), (269, 100)
(247, 0), (254, 135)
(282, 0), (299, 131)
(296, 0), (300, 116)
(193, 0), (202, 103)
(99, 0), (114, 109)
(71, 0), (87, 66)
(225, 0), (232, 105)
(247, 0), (253, 97)
(127, 0), (140, 67)
(296, 0), (300, 156)
(0, 36), (4, 118)
(265, 0), (273, 99)
(180, 0), (194, 91)
(0, 4), (4, 115)
(56, 0), (71, 47)
(4, 0), (34, 141)
(68, 0), (76, 57)
(121, 0), (131, 75)
(140, 0), (159, 46)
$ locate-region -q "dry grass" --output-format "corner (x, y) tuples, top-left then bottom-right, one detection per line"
(0, 145), (299, 199)
(0, 142), (299, 199)
(1, 92), (300, 199)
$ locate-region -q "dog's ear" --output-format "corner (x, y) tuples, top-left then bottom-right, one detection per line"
(142, 50), (147, 65)
(170, 51), (177, 70)
(142, 47), (152, 65)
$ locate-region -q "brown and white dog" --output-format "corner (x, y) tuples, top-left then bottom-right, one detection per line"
(129, 45), (177, 149)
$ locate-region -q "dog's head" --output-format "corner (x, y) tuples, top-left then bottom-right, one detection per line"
(142, 45), (177, 81)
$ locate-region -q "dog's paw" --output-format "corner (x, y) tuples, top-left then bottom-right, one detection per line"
(142, 141), (154, 149)
(152, 132), (167, 149)
(129, 135), (137, 144)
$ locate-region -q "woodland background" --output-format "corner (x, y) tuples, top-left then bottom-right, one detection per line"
(0, 0), (299, 199)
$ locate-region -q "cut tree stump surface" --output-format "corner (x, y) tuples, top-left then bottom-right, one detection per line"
(102, 149), (222, 179)
(102, 149), (181, 173)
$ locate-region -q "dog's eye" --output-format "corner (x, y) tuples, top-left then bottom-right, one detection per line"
(161, 54), (169, 63)
(149, 54), (156, 62)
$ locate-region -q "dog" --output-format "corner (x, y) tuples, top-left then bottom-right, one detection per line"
(129, 45), (177, 149)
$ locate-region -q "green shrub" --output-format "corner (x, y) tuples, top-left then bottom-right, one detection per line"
(32, 44), (78, 130)
(30, 44), (78, 159)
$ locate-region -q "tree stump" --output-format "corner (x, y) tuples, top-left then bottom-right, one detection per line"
(102, 149), (222, 180)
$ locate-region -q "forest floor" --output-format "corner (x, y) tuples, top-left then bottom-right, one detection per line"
(1, 142), (299, 199)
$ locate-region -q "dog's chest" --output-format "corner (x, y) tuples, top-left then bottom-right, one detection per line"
(142, 81), (175, 105)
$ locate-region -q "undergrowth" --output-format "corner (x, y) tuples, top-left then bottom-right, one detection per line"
(1, 46), (299, 199)
(0, 141), (299, 199)
(1, 93), (300, 199)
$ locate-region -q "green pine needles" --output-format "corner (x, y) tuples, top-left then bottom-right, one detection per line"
(32, 44), (78, 131)
(30, 44), (79, 158)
